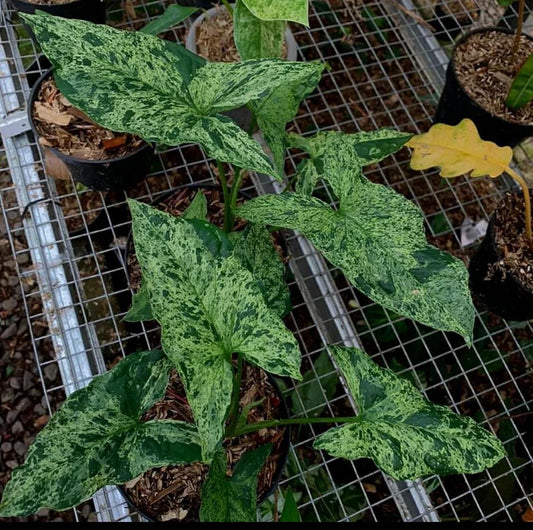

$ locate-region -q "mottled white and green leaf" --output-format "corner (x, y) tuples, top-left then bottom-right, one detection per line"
(313, 346), (506, 480)
(242, 0), (309, 25)
(200, 444), (271, 522)
(229, 223), (292, 317)
(123, 282), (154, 322)
(234, 0), (285, 60)
(129, 200), (301, 460)
(22, 11), (321, 178)
(236, 178), (475, 345)
(0, 350), (202, 517)
(289, 129), (412, 199)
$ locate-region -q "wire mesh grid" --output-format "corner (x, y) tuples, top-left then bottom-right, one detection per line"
(0, 0), (531, 523)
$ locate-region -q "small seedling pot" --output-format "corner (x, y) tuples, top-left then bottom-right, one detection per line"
(7, 0), (106, 43)
(28, 68), (154, 192)
(434, 26), (533, 148)
(468, 190), (533, 321)
(185, 4), (298, 132)
(118, 367), (291, 523)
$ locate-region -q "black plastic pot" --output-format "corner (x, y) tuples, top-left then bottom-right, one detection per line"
(29, 68), (154, 192)
(434, 26), (533, 148)
(7, 0), (106, 43)
(118, 369), (291, 522)
(468, 191), (533, 321)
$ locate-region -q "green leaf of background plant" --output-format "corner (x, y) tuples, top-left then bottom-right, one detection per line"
(313, 346), (506, 480)
(0, 350), (202, 517)
(129, 200), (302, 460)
(182, 189), (208, 220)
(234, 0), (285, 60)
(229, 223), (292, 317)
(22, 11), (285, 178)
(279, 488), (302, 522)
(289, 129), (412, 200)
(242, 0), (309, 25)
(506, 52), (533, 109)
(200, 444), (272, 522)
(236, 183), (475, 345)
(140, 4), (199, 35)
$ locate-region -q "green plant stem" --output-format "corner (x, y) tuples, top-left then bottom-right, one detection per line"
(221, 0), (234, 17)
(216, 160), (234, 233)
(506, 166), (532, 244)
(229, 167), (247, 213)
(225, 353), (244, 436)
(232, 416), (359, 437)
(512, 0), (525, 57)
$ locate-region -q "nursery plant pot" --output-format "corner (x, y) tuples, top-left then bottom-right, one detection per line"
(28, 68), (154, 192)
(468, 190), (533, 321)
(434, 26), (533, 148)
(7, 0), (106, 43)
(185, 4), (298, 132)
(118, 365), (291, 522)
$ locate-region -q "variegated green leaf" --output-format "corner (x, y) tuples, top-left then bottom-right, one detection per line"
(129, 200), (302, 460)
(200, 444), (272, 522)
(229, 223), (291, 317)
(0, 350), (202, 517)
(183, 189), (208, 220)
(313, 346), (506, 480)
(234, 0), (285, 60)
(289, 130), (412, 199)
(123, 282), (154, 322)
(249, 64), (324, 173)
(23, 12), (328, 178)
(236, 184), (475, 345)
(242, 0), (309, 25)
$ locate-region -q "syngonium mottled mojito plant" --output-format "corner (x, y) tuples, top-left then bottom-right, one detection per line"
(0, 11), (506, 522)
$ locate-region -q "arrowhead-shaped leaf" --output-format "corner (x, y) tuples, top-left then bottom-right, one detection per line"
(242, 0), (309, 25)
(234, 0), (285, 60)
(200, 444), (272, 522)
(288, 129), (412, 199)
(237, 181), (475, 345)
(129, 200), (301, 460)
(22, 12), (318, 178)
(229, 223), (292, 317)
(123, 282), (154, 322)
(0, 350), (202, 517)
(313, 346), (506, 480)
(407, 119), (513, 178)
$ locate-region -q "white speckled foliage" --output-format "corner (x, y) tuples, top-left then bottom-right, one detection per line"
(129, 199), (302, 460)
(314, 346), (506, 480)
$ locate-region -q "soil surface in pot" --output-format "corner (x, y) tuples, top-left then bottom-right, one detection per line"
(193, 6), (288, 61)
(486, 191), (533, 290)
(454, 30), (533, 124)
(33, 77), (144, 161)
(121, 364), (288, 522)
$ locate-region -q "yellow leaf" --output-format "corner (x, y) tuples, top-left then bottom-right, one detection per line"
(406, 119), (513, 179)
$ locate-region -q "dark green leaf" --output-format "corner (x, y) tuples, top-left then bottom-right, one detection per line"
(313, 346), (506, 480)
(279, 489), (302, 522)
(200, 444), (272, 522)
(140, 4), (199, 35)
(129, 200), (301, 460)
(0, 350), (202, 516)
(506, 52), (533, 109)
(237, 183), (475, 345)
(496, 0), (515, 6)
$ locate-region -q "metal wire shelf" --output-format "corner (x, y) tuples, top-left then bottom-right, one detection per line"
(0, 0), (531, 523)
